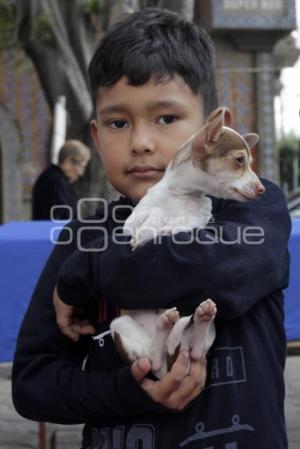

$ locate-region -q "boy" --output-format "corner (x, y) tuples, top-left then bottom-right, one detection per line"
(12, 8), (291, 449)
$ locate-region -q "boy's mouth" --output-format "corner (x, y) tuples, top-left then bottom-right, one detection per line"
(127, 165), (165, 179)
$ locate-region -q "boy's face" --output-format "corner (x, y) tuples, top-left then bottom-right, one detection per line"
(91, 76), (205, 203)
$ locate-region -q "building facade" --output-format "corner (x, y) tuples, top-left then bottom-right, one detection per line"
(0, 0), (296, 222)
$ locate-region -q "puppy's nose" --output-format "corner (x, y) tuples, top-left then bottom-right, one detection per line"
(256, 184), (265, 195)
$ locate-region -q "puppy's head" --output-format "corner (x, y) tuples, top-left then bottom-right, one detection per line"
(172, 107), (265, 201)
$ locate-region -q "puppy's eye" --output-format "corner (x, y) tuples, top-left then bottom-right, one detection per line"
(235, 156), (245, 167)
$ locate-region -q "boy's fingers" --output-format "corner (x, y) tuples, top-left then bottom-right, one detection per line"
(140, 353), (206, 410)
(60, 325), (79, 342)
(78, 324), (96, 335)
(152, 351), (190, 400)
(53, 287), (74, 326)
(71, 320), (96, 336)
(57, 315), (95, 341)
(131, 358), (151, 383)
(53, 287), (95, 340)
(141, 351), (189, 400)
(56, 313), (71, 329)
(169, 357), (207, 408)
(190, 356), (207, 378)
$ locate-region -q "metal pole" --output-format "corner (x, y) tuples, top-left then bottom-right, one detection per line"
(51, 96), (67, 164)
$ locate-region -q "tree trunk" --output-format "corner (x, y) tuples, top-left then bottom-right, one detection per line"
(15, 0), (195, 204)
(16, 0), (93, 133)
(158, 0), (194, 20)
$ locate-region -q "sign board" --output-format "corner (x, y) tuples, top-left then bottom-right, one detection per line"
(196, 0), (295, 31)
(195, 0), (296, 50)
(222, 0), (286, 16)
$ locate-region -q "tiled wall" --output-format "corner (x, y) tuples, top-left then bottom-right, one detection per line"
(215, 37), (258, 172)
(0, 48), (51, 220)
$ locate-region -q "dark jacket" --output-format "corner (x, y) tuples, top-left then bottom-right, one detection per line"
(32, 164), (78, 220)
(12, 179), (291, 449)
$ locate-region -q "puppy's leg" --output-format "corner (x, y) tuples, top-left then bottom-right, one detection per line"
(150, 308), (179, 375)
(166, 316), (192, 373)
(110, 316), (152, 363)
(190, 298), (217, 360)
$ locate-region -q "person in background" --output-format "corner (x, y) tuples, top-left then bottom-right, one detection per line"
(32, 140), (91, 220)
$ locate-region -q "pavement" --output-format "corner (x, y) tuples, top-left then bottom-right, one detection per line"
(0, 356), (299, 449)
(0, 363), (82, 449)
(285, 355), (300, 449)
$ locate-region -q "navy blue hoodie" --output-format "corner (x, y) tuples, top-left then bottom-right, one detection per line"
(12, 179), (291, 449)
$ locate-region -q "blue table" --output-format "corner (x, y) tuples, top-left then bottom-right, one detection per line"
(0, 219), (299, 363)
(0, 221), (64, 362)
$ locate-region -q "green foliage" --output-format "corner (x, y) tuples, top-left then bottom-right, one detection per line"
(0, 1), (103, 51)
(278, 134), (300, 192)
(0, 1), (54, 49)
(277, 133), (299, 153)
(30, 13), (54, 43)
(0, 0), (17, 49)
(81, 0), (105, 15)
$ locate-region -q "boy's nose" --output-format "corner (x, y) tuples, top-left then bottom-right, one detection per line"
(131, 143), (156, 155)
(130, 129), (156, 155)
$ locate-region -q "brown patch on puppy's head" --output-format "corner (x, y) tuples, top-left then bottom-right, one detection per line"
(193, 125), (259, 175)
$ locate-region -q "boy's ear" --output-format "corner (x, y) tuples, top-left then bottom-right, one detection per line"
(243, 133), (259, 150)
(90, 119), (101, 154)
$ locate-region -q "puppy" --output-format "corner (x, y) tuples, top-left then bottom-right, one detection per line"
(110, 107), (265, 379)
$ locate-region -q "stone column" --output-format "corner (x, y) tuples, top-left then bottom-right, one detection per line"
(0, 106), (23, 223)
(256, 52), (279, 184)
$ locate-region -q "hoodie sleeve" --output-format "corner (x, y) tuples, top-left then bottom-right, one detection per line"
(12, 224), (169, 425)
(56, 179), (291, 319)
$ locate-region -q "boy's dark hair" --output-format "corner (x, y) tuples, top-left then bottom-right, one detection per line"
(88, 8), (218, 116)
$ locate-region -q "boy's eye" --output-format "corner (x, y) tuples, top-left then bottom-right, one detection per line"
(157, 115), (177, 125)
(108, 120), (128, 129)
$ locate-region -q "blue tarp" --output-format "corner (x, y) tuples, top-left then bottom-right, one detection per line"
(284, 218), (300, 341)
(0, 221), (62, 362)
(0, 219), (299, 363)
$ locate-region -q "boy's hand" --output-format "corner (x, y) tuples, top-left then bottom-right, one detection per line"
(131, 351), (206, 411)
(53, 287), (96, 342)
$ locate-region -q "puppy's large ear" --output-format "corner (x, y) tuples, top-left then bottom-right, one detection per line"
(170, 127), (208, 169)
(191, 107), (231, 163)
(169, 133), (196, 169)
(243, 133), (259, 150)
(205, 107), (232, 144)
(207, 107), (232, 128)
(170, 107), (233, 169)
(190, 129), (208, 163)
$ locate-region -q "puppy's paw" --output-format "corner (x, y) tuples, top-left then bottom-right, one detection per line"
(190, 299), (217, 360)
(156, 307), (179, 330)
(195, 298), (217, 323)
